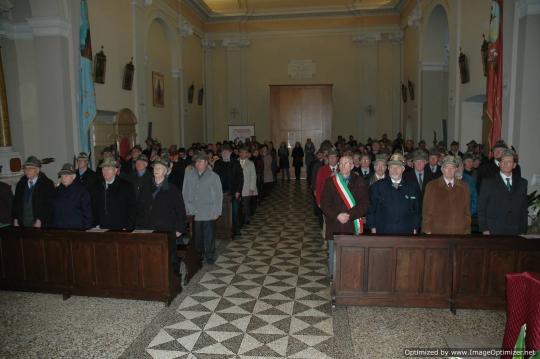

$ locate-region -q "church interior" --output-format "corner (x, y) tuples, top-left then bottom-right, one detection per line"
(0, 0), (540, 358)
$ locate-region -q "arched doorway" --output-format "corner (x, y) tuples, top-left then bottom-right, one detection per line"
(420, 4), (449, 147)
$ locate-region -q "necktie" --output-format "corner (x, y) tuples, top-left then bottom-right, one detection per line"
(506, 178), (512, 192)
(25, 181), (34, 202)
(448, 182), (453, 189)
(393, 182), (399, 189)
(418, 173), (423, 187)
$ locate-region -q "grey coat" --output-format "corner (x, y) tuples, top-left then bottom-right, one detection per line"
(182, 167), (223, 221)
(241, 159), (258, 196)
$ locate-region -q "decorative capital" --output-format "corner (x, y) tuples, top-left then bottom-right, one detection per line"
(27, 17), (70, 38)
(408, 0), (422, 28)
(171, 68), (181, 78)
(201, 39), (217, 49)
(179, 20), (193, 38)
(352, 32), (381, 45)
(387, 30), (404, 44)
(221, 38), (250, 48)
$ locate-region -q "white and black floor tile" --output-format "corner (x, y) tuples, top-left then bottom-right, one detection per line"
(146, 181), (334, 358)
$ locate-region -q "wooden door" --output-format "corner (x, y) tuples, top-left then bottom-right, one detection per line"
(270, 85), (332, 152)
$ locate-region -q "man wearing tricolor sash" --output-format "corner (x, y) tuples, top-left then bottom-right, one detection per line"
(320, 156), (369, 279)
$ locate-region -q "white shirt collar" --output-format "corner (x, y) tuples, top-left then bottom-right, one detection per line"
(443, 177), (454, 186)
(391, 178), (401, 184)
(500, 171), (512, 182)
(330, 165), (337, 171)
(376, 174), (385, 180)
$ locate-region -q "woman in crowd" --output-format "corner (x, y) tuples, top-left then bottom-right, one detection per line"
(278, 142), (290, 180)
(292, 142), (304, 180)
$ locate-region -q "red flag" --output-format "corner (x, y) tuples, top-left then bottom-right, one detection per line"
(485, 0), (503, 149)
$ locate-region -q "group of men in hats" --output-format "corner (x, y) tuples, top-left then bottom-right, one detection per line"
(2, 147), (226, 268)
(310, 136), (529, 278)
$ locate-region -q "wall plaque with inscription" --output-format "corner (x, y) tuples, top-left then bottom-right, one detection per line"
(288, 60), (316, 79)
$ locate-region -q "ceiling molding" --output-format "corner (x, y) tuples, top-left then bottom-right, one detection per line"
(204, 25), (401, 41)
(184, 0), (407, 23)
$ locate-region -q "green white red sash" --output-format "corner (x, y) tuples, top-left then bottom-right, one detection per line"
(332, 173), (363, 234)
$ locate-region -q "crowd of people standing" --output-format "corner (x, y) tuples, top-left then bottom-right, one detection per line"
(0, 133), (529, 278)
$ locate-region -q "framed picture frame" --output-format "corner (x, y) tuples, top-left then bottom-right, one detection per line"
(122, 58), (134, 90)
(152, 71), (164, 107)
(94, 46), (106, 84)
(228, 125), (255, 142)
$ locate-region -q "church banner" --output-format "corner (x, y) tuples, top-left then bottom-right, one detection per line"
(485, 0), (503, 149)
(79, 0), (97, 157)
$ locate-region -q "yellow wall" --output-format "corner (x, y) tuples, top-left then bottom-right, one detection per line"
(403, 25), (418, 140)
(87, 0), (134, 112)
(182, 35), (204, 146)
(146, 20), (173, 146)
(400, 0), (491, 145)
(459, 0), (491, 100)
(206, 32), (401, 145)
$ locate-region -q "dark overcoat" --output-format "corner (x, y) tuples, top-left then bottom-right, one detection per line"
(366, 176), (421, 234)
(92, 177), (136, 230)
(13, 172), (55, 227)
(136, 179), (187, 234)
(320, 173), (369, 240)
(0, 181), (13, 223)
(75, 168), (99, 194)
(478, 174), (528, 235)
(53, 182), (93, 229)
(213, 159), (244, 194)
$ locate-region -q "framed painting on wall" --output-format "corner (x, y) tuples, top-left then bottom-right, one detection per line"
(228, 125), (255, 142)
(152, 71), (164, 107)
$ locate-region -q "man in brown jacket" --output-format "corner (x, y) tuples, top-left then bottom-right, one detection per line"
(320, 155), (369, 279)
(422, 155), (471, 234)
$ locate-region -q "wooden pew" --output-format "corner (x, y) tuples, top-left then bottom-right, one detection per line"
(333, 235), (540, 312)
(0, 228), (187, 305)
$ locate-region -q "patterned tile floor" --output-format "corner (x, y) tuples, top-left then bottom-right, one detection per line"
(146, 180), (334, 359)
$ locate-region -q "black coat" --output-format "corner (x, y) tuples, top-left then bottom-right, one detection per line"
(120, 158), (136, 175)
(53, 182), (93, 229)
(93, 177), (136, 230)
(404, 169), (439, 195)
(136, 180), (186, 234)
(278, 147), (290, 169)
(213, 158), (244, 194)
(292, 147), (304, 168)
(126, 169), (153, 201)
(0, 181), (13, 223)
(13, 172), (55, 227)
(75, 168), (99, 195)
(425, 165), (442, 179)
(478, 174), (528, 235)
(367, 176), (422, 234)
(169, 159), (187, 189)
